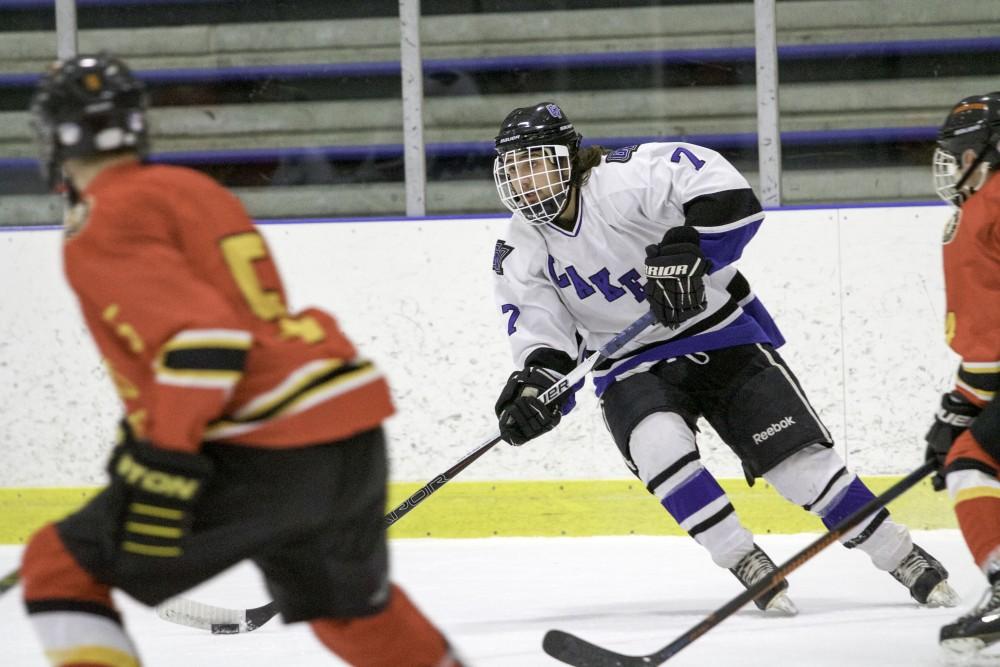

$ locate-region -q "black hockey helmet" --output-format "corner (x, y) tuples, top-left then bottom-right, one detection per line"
(493, 102), (582, 224)
(29, 52), (149, 186)
(494, 101), (581, 156)
(933, 91), (1000, 205)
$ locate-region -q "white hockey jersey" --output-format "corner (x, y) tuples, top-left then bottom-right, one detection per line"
(492, 141), (784, 396)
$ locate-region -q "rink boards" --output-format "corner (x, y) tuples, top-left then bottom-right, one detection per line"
(0, 204), (959, 542)
(0, 475), (954, 543)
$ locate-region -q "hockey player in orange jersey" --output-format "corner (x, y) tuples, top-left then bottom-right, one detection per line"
(925, 91), (1000, 661)
(20, 52), (462, 667)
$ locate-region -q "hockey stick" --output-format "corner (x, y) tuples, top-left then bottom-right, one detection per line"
(383, 309), (655, 528)
(542, 460), (936, 666)
(155, 311), (658, 634)
(0, 569), (18, 596)
(157, 433), (512, 634)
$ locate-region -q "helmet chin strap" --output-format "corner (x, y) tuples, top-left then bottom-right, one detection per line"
(537, 195), (565, 221)
(64, 181), (82, 207)
(57, 162), (82, 204)
(513, 184), (569, 224)
(53, 164), (83, 207)
(953, 142), (994, 194)
(531, 186), (576, 225)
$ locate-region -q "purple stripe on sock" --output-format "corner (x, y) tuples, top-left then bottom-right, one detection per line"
(661, 468), (726, 524)
(820, 477), (877, 529)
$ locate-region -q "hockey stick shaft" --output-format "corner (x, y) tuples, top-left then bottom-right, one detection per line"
(384, 311), (655, 527)
(0, 454), (522, 599)
(0, 569), (18, 596)
(653, 460), (935, 661)
(157, 311), (657, 632)
(0, 316), (660, 602)
(543, 460), (936, 666)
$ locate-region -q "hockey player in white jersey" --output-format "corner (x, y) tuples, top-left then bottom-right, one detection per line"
(490, 101), (958, 612)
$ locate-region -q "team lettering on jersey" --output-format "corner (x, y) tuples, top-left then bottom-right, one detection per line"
(547, 256), (646, 303)
(493, 240), (514, 275)
(493, 142), (781, 388)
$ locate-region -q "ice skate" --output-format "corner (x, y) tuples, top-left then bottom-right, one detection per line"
(941, 579), (1000, 665)
(889, 543), (960, 607)
(729, 544), (798, 615)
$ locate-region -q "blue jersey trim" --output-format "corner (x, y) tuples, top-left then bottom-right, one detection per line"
(592, 313), (780, 397)
(700, 220), (761, 272)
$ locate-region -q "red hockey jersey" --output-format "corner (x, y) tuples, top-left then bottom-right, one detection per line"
(942, 172), (1000, 406)
(63, 161), (393, 452)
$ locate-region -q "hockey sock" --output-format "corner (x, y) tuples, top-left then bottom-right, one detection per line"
(310, 583), (460, 667)
(815, 476), (911, 569)
(946, 430), (1000, 571)
(659, 468), (754, 569)
(628, 413), (752, 568)
(956, 489), (1000, 572)
(946, 431), (1000, 570)
(22, 524), (140, 667)
(817, 476), (885, 536)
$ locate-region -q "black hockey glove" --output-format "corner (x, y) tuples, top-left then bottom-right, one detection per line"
(108, 438), (213, 559)
(925, 391), (981, 491)
(644, 226), (712, 329)
(495, 366), (567, 446)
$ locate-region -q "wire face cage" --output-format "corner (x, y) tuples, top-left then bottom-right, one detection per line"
(932, 147), (962, 207)
(494, 144), (572, 224)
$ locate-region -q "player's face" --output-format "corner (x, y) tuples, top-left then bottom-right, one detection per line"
(493, 143), (573, 224)
(505, 149), (562, 204)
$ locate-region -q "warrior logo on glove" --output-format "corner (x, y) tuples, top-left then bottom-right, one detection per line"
(643, 226), (712, 329)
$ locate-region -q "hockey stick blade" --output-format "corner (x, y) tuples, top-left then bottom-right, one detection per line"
(543, 461), (935, 666)
(544, 629), (654, 666)
(156, 598), (278, 634)
(159, 313), (658, 635)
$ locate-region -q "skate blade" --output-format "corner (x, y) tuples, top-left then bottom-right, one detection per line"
(941, 638), (1000, 667)
(926, 580), (962, 608)
(764, 591), (798, 616)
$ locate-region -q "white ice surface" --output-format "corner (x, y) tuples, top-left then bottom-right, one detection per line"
(0, 531), (990, 666)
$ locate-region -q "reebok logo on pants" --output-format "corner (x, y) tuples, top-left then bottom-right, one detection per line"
(752, 416), (796, 444)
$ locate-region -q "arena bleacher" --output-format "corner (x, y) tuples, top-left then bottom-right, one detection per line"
(1, 0), (998, 224)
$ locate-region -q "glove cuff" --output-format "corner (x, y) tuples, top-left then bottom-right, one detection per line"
(944, 390), (983, 412)
(108, 439), (214, 501)
(661, 225), (701, 246)
(524, 347), (576, 376)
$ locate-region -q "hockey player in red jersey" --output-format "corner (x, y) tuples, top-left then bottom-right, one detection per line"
(20, 53), (462, 667)
(925, 92), (1000, 661)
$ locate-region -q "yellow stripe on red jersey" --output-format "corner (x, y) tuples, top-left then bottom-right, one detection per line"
(154, 328), (252, 391)
(205, 359), (384, 441)
(956, 360), (1000, 405)
(66, 162), (392, 452)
